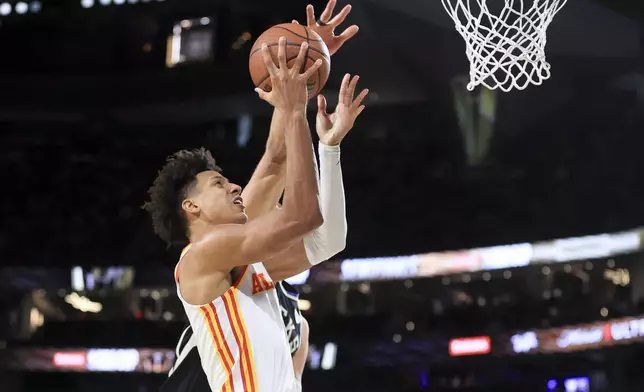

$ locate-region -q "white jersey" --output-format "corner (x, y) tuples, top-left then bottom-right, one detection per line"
(175, 245), (296, 392)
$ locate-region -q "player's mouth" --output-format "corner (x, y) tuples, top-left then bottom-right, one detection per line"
(232, 196), (245, 208)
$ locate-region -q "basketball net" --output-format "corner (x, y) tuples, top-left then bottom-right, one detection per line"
(441, 0), (568, 92)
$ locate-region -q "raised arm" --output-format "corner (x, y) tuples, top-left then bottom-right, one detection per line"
(192, 38), (324, 268)
(240, 110), (287, 221)
(264, 74), (369, 281)
(243, 0), (360, 221)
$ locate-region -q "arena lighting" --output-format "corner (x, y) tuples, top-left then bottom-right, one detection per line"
(0, 3), (11, 15)
(556, 327), (604, 349)
(320, 343), (337, 370)
(448, 336), (491, 357)
(15, 2), (27, 13)
(29, 1), (40, 12)
(114, 0), (125, 4)
(64, 292), (102, 313)
(511, 331), (538, 353)
(297, 299), (311, 311)
(340, 255), (419, 281)
(532, 231), (640, 262)
(510, 315), (644, 354)
(29, 307), (44, 332)
(87, 349), (140, 372)
(308, 342), (338, 370)
(53, 352), (87, 369)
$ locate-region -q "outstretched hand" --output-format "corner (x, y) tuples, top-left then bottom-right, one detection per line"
(292, 0), (359, 56)
(255, 37), (322, 112)
(316, 74), (369, 146)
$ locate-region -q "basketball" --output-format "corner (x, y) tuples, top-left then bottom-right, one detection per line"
(249, 23), (331, 99)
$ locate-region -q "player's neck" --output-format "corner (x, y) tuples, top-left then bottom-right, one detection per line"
(187, 220), (214, 244)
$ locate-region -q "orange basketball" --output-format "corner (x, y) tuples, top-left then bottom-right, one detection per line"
(249, 23), (331, 99)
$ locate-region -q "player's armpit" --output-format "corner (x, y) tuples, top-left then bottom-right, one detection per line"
(191, 208), (323, 271)
(263, 241), (312, 282)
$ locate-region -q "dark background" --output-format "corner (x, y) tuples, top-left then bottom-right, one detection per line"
(2, 0), (644, 390)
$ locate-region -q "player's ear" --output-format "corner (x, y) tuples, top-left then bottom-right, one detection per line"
(182, 199), (200, 214)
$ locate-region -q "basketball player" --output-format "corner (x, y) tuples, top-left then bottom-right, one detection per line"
(161, 3), (363, 390)
(161, 66), (365, 390)
(145, 36), (368, 391)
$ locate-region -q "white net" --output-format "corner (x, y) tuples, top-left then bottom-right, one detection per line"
(441, 0), (568, 92)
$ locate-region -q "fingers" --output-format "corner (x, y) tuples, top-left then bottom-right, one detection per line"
(261, 43), (278, 76)
(306, 4), (316, 26)
(292, 19), (300, 25)
(254, 87), (270, 102)
(319, 0), (337, 24)
(356, 105), (366, 117)
(338, 73), (351, 105)
(317, 94), (328, 115)
(347, 75), (359, 102)
(277, 37), (288, 70)
(352, 88), (369, 109)
(292, 42), (309, 73)
(329, 4), (351, 26)
(336, 25), (359, 45)
(301, 59), (323, 80)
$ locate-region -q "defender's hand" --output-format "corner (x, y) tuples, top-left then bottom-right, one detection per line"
(292, 0), (359, 56)
(316, 74), (368, 146)
(255, 37), (323, 112)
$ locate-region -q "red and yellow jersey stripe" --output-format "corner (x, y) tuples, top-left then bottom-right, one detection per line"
(222, 288), (258, 392)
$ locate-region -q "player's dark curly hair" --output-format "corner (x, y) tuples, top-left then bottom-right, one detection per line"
(143, 148), (221, 246)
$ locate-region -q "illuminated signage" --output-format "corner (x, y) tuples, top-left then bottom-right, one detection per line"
(87, 349), (140, 372)
(510, 315), (644, 355)
(53, 352), (86, 369)
(448, 336), (491, 357)
(340, 256), (419, 281)
(510, 331), (538, 353)
(556, 327), (605, 349)
(14, 349), (174, 373)
(610, 317), (644, 341)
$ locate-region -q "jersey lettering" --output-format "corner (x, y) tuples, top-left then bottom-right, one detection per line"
(251, 273), (275, 295)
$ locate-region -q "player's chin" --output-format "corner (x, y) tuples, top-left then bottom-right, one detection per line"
(234, 211), (248, 224)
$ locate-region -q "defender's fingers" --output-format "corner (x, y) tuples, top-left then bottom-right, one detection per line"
(306, 4), (316, 26)
(347, 74), (360, 100)
(352, 88), (369, 109)
(319, 0), (337, 24)
(329, 4), (352, 26)
(317, 94), (328, 114)
(338, 73), (351, 104)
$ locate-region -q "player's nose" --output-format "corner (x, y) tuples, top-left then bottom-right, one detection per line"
(229, 183), (242, 195)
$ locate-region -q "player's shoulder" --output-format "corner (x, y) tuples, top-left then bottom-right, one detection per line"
(176, 236), (234, 291)
(183, 226), (245, 265)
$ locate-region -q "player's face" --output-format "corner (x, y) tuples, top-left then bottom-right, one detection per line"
(189, 171), (247, 225)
